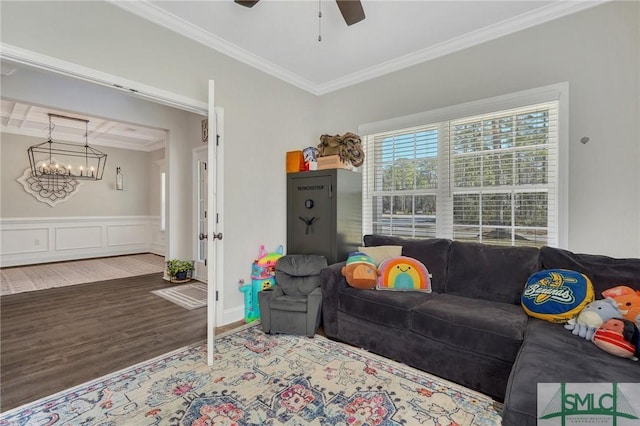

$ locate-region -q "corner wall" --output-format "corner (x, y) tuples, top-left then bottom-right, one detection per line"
(318, 1), (640, 258)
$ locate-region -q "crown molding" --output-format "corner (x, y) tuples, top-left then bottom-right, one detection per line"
(108, 0), (606, 96)
(106, 0), (321, 95)
(317, 1), (607, 94)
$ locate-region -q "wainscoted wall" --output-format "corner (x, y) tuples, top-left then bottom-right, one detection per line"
(0, 216), (164, 267)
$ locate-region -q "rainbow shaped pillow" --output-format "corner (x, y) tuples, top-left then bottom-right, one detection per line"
(377, 256), (431, 292)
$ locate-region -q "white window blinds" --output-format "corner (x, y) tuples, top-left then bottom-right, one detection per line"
(362, 89), (563, 248)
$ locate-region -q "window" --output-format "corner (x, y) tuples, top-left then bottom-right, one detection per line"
(160, 172), (166, 231)
(360, 84), (567, 248)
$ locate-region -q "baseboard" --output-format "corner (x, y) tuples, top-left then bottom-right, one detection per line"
(222, 305), (245, 326)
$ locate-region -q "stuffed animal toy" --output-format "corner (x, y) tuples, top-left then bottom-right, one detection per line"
(592, 317), (639, 361)
(342, 252), (379, 290)
(602, 285), (640, 327)
(564, 297), (622, 340)
(317, 132), (365, 167)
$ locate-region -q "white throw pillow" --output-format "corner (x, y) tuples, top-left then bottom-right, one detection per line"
(357, 245), (403, 266)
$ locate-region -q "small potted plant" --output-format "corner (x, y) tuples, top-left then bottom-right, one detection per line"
(166, 259), (194, 283)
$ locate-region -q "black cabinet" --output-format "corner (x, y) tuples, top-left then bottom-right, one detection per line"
(287, 169), (362, 264)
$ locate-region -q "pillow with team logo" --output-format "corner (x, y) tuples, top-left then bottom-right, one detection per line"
(521, 269), (594, 323)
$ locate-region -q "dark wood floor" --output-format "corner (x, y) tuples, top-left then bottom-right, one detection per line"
(0, 273), (228, 412)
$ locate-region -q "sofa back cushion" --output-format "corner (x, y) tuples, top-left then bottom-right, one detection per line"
(363, 235), (451, 293)
(444, 241), (540, 304)
(540, 246), (640, 297)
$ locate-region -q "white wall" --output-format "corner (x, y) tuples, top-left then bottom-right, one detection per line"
(0, 64), (197, 261)
(0, 0), (321, 324)
(1, 133), (152, 217)
(318, 1), (640, 258)
(1, 1), (638, 324)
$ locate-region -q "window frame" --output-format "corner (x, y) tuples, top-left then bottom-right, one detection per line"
(358, 82), (569, 248)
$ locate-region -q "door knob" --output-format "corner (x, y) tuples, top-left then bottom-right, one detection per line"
(212, 232), (223, 240)
(199, 233), (208, 240)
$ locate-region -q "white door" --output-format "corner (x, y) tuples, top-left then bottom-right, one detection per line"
(194, 147), (208, 282)
(207, 80), (223, 365)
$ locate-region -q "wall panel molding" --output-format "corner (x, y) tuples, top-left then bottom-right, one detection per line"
(0, 216), (163, 267)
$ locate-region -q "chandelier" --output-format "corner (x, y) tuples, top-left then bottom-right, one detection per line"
(27, 113), (107, 181)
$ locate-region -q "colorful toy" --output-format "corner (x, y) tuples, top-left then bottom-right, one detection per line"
(240, 245), (284, 323)
(521, 269), (594, 323)
(251, 245), (284, 279)
(376, 256), (431, 292)
(602, 285), (640, 327)
(341, 252), (379, 290)
(564, 297), (622, 340)
(592, 317), (639, 361)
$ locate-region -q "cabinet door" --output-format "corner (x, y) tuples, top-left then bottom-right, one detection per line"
(287, 174), (333, 260)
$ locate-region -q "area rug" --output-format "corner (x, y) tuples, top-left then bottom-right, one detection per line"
(0, 323), (502, 425)
(0, 254), (166, 296)
(152, 282), (208, 310)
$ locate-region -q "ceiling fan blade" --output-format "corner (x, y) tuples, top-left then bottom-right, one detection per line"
(235, 0), (260, 8)
(336, 0), (365, 26)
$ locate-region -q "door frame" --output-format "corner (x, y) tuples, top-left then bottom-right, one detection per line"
(2, 45), (226, 349)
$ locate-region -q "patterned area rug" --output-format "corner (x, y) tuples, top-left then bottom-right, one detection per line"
(0, 324), (502, 425)
(152, 282), (208, 310)
(0, 254), (165, 296)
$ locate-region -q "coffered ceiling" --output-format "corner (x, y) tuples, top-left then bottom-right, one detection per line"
(0, 99), (166, 152)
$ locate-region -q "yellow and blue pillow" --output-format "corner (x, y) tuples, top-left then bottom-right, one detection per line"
(521, 269), (594, 323)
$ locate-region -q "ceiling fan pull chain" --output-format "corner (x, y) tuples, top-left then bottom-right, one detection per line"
(318, 0), (322, 42)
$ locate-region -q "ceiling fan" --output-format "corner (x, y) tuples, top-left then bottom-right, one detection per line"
(235, 0), (365, 26)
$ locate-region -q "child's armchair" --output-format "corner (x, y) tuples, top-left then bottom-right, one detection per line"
(258, 254), (328, 337)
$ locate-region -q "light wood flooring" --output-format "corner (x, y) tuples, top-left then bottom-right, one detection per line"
(0, 273), (241, 413)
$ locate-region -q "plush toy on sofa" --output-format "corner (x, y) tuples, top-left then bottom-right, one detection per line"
(521, 269), (594, 323)
(592, 317), (639, 361)
(342, 252), (379, 290)
(602, 285), (640, 327)
(564, 298), (622, 340)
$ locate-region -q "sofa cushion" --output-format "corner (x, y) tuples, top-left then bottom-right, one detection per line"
(363, 235), (451, 293)
(357, 245), (403, 265)
(540, 246), (640, 296)
(338, 286), (437, 329)
(503, 318), (640, 426)
(411, 294), (528, 363)
(444, 241), (540, 304)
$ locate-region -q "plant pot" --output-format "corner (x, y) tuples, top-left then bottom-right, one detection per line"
(170, 271), (192, 284)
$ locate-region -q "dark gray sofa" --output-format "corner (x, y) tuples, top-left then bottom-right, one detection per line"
(320, 234), (640, 426)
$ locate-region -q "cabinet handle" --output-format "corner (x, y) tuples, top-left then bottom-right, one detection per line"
(329, 184), (333, 198)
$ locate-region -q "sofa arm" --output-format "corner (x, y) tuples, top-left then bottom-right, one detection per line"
(320, 261), (347, 338)
(307, 287), (323, 337)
